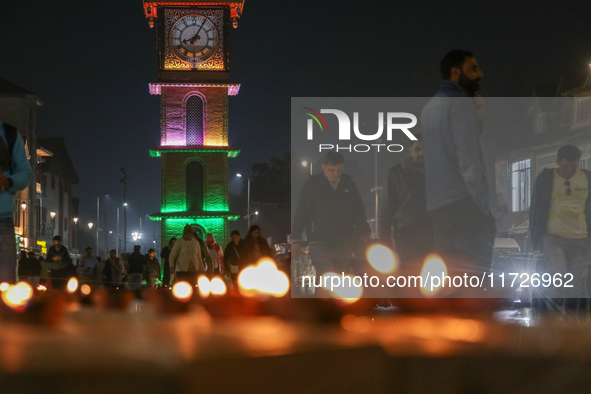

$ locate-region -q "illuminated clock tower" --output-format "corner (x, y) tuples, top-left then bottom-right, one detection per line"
(143, 1), (243, 247)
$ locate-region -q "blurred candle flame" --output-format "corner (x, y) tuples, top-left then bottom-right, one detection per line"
(197, 275), (211, 297)
(67, 277), (78, 293)
(238, 258), (289, 297)
(37, 285), (47, 292)
(420, 254), (447, 297)
(322, 272), (363, 304)
(1, 282), (33, 312)
(172, 281), (193, 302)
(210, 277), (227, 295)
(0, 282), (9, 292)
(367, 244), (398, 274)
(80, 284), (91, 296)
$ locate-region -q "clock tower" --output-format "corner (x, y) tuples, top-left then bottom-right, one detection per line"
(143, 1), (244, 249)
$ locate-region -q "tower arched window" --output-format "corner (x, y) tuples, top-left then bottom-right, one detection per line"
(186, 95), (204, 145)
(186, 161), (204, 211)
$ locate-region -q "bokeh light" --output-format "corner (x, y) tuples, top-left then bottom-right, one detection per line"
(80, 284), (91, 296)
(172, 281), (193, 302)
(367, 244), (398, 274)
(197, 275), (211, 297)
(210, 277), (227, 295)
(420, 254), (448, 297)
(67, 277), (79, 293)
(1, 282), (33, 312)
(238, 259), (290, 297)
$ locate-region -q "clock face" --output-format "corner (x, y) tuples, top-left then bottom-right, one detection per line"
(169, 14), (219, 64)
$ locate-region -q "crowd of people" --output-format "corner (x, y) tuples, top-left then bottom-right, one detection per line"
(14, 224), (274, 292)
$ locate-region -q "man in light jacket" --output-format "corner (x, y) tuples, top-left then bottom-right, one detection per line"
(0, 122), (32, 283)
(421, 49), (495, 273)
(169, 224), (205, 286)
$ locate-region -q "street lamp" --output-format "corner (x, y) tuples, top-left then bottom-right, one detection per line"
(88, 222), (94, 252)
(50, 211), (56, 238)
(73, 218), (79, 266)
(20, 202), (27, 237)
(237, 173), (252, 229)
(301, 159), (313, 176)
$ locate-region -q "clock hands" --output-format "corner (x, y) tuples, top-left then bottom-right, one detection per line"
(181, 20), (206, 45)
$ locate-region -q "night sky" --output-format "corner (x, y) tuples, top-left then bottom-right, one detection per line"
(1, 0), (591, 251)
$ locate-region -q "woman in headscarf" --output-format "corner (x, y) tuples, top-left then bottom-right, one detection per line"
(205, 233), (224, 276)
(244, 225), (272, 265)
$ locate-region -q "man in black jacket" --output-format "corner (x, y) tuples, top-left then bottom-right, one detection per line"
(144, 249), (161, 289)
(127, 245), (146, 290)
(530, 145), (591, 303)
(46, 235), (73, 291)
(379, 135), (434, 265)
(292, 151), (371, 275)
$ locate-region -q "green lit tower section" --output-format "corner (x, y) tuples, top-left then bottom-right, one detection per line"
(143, 1), (244, 246)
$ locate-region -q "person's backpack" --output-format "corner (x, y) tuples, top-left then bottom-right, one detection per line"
(3, 123), (18, 161)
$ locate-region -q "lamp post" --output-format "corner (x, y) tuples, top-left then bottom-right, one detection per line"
(20, 202), (27, 238)
(120, 167), (127, 253)
(301, 159), (313, 176)
(50, 211), (56, 238)
(73, 218), (78, 266)
(96, 194), (107, 259)
(236, 173), (252, 230)
(123, 202), (128, 253)
(88, 222), (94, 252)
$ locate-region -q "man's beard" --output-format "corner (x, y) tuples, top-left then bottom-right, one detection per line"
(458, 72), (480, 95)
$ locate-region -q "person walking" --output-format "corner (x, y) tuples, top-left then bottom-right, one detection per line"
(78, 247), (97, 289)
(27, 252), (42, 287)
(127, 245), (146, 291)
(206, 233), (224, 276)
(244, 225), (272, 265)
(144, 249), (161, 289)
(0, 122), (32, 284)
(160, 237), (176, 288)
(169, 224), (205, 286)
(292, 151), (371, 275)
(46, 235), (73, 291)
(39, 256), (50, 286)
(421, 49), (495, 273)
(530, 145), (591, 311)
(194, 232), (214, 276)
(379, 135), (434, 266)
(103, 250), (123, 289)
(17, 251), (30, 283)
(223, 230), (247, 283)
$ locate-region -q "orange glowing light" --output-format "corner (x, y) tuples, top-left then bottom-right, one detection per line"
(322, 272), (363, 304)
(67, 277), (78, 293)
(237, 259), (290, 297)
(1, 282), (33, 312)
(80, 284), (91, 296)
(209, 277), (227, 295)
(340, 314), (371, 332)
(0, 282), (9, 292)
(37, 285), (47, 291)
(420, 254), (448, 297)
(172, 281), (193, 302)
(197, 275), (211, 297)
(367, 244), (398, 274)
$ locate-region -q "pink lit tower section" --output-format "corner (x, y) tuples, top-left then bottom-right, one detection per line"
(143, 1), (244, 246)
